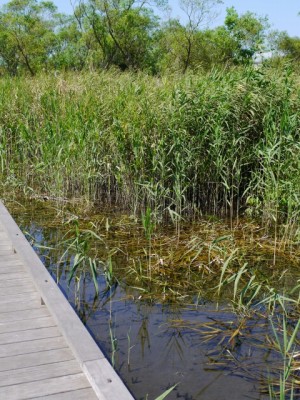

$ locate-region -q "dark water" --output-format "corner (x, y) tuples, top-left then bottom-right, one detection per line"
(9, 200), (289, 400)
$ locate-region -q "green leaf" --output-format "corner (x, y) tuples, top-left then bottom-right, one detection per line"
(154, 384), (178, 400)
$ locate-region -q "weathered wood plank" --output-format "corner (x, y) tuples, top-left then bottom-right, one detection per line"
(0, 316), (56, 334)
(0, 336), (66, 358)
(0, 272), (30, 282)
(0, 360), (81, 388)
(84, 358), (134, 400)
(0, 348), (74, 372)
(0, 277), (32, 288)
(0, 307), (50, 323)
(0, 326), (60, 345)
(0, 266), (25, 275)
(0, 260), (23, 267)
(0, 255), (22, 263)
(0, 248), (13, 253)
(0, 284), (36, 297)
(0, 292), (40, 306)
(0, 244), (12, 249)
(0, 255), (22, 262)
(0, 299), (42, 313)
(0, 373), (90, 400)
(0, 251), (13, 255)
(34, 388), (99, 400)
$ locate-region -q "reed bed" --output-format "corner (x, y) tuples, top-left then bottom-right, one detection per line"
(0, 66), (299, 240)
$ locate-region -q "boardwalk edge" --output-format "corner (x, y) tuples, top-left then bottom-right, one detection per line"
(0, 201), (134, 400)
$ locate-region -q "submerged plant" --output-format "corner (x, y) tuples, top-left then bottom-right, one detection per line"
(60, 221), (105, 295)
(142, 206), (155, 277)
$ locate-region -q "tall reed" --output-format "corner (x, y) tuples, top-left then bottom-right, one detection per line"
(0, 66), (299, 238)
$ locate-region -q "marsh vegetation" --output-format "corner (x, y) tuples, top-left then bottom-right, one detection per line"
(0, 62), (300, 400)
(0, 2), (299, 399)
(4, 197), (299, 400)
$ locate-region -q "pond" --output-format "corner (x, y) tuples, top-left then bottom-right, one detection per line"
(7, 198), (300, 400)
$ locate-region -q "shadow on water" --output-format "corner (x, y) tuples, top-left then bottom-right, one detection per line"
(7, 199), (300, 400)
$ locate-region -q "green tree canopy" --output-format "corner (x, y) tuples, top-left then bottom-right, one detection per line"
(224, 7), (269, 63)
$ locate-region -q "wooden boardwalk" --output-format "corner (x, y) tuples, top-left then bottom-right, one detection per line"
(0, 202), (134, 400)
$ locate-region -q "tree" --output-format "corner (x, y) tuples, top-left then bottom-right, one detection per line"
(77, 0), (165, 70)
(276, 32), (300, 62)
(180, 0), (222, 72)
(159, 0), (222, 73)
(0, 0), (60, 76)
(224, 7), (269, 64)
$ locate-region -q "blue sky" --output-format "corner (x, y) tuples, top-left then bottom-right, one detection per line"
(54, 0), (300, 36)
(0, 0), (299, 36)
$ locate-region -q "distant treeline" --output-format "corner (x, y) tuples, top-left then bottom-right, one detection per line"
(0, 0), (299, 76)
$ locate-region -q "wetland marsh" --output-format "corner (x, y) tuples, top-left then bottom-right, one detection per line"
(0, 63), (299, 400)
(5, 198), (300, 400)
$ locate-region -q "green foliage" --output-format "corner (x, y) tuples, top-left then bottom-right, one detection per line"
(0, 66), (299, 240)
(0, 0), (60, 75)
(61, 221), (105, 294)
(154, 384), (178, 400)
(269, 316), (300, 400)
(142, 207), (154, 241)
(277, 33), (300, 62)
(225, 7), (269, 63)
(0, 0), (296, 74)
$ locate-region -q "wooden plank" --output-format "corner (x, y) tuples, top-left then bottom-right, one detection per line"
(0, 277), (32, 288)
(0, 256), (23, 263)
(0, 284), (36, 297)
(0, 244), (13, 249)
(0, 336), (66, 358)
(0, 307), (50, 323)
(0, 299), (42, 313)
(0, 373), (90, 400)
(0, 316), (56, 334)
(0, 253), (14, 258)
(0, 292), (40, 306)
(0, 360), (81, 387)
(0, 249), (13, 254)
(84, 358), (134, 400)
(0, 266), (25, 275)
(0, 348), (74, 372)
(0, 255), (21, 263)
(0, 255), (24, 271)
(0, 272), (30, 282)
(33, 388), (99, 400)
(0, 326), (60, 345)
(0, 252), (13, 256)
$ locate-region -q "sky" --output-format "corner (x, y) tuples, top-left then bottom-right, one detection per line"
(56, 0), (300, 36)
(0, 0), (299, 37)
